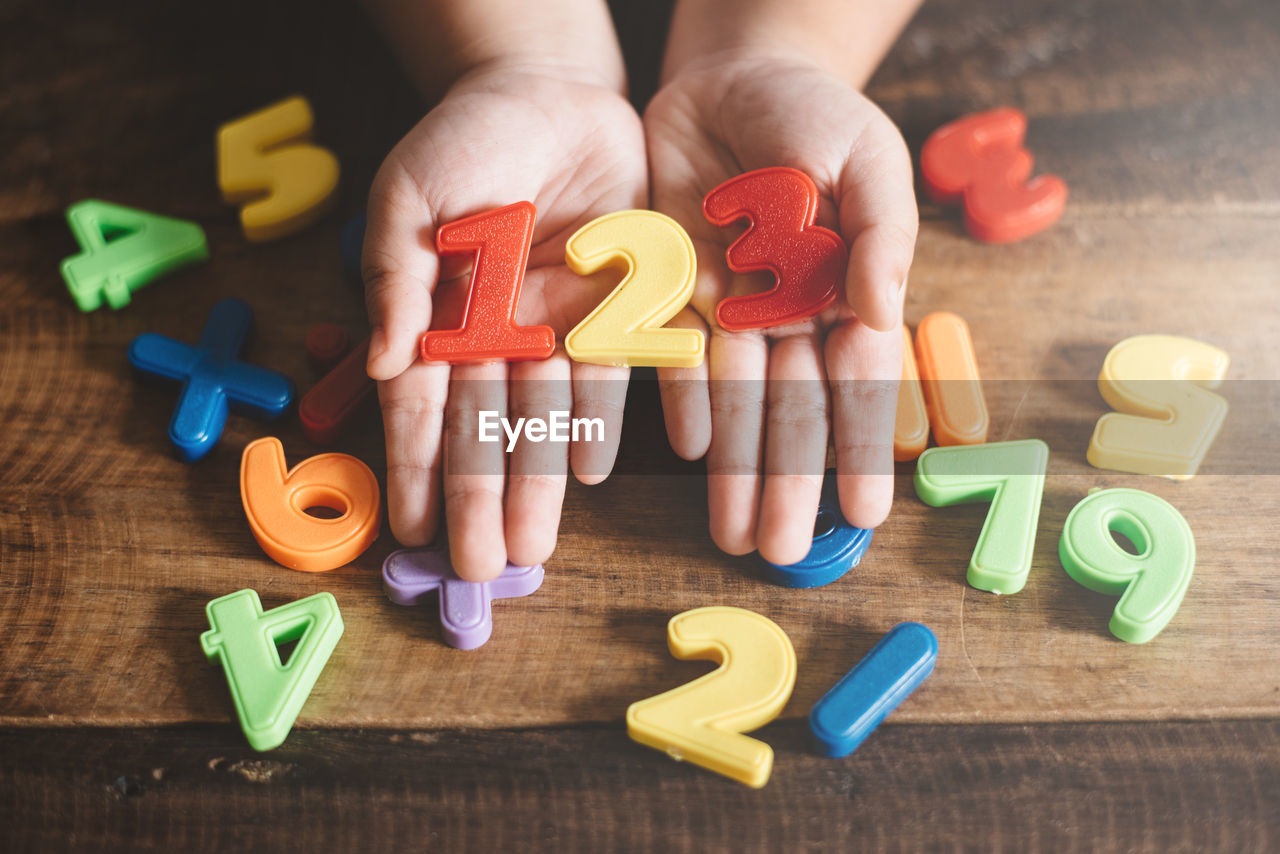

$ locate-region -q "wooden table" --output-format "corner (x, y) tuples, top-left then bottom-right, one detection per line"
(3, 0), (1278, 849)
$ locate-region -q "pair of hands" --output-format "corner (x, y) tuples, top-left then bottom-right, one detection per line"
(363, 48), (918, 582)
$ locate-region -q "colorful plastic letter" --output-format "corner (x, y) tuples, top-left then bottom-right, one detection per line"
(703, 167), (846, 331)
(921, 107), (1068, 243)
(201, 589), (343, 751)
(59, 199), (208, 312)
(240, 437), (381, 572)
(340, 212), (366, 288)
(1088, 335), (1229, 480)
(420, 201), (555, 363)
(128, 299), (294, 461)
(762, 473), (872, 588)
(217, 96), (340, 242)
(914, 439), (1049, 595)
(1059, 488), (1196, 644)
(564, 211), (704, 367)
(915, 311), (989, 446)
(300, 336), (375, 444)
(895, 325), (930, 461)
(626, 606), (796, 788)
(382, 547), (544, 650)
(810, 622), (937, 758)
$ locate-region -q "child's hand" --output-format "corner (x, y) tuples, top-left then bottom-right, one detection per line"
(645, 45), (919, 565)
(364, 59), (645, 580)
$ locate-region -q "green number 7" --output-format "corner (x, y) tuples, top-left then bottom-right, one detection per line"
(913, 439), (1049, 595)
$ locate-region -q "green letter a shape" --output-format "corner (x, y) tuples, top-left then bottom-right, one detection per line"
(201, 589), (344, 751)
(60, 199), (208, 311)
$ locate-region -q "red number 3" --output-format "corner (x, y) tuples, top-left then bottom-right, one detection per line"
(702, 167), (846, 331)
(921, 107), (1068, 244)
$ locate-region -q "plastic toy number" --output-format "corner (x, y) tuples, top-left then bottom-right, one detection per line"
(1058, 488), (1196, 644)
(60, 199), (208, 312)
(420, 201), (555, 363)
(1088, 334), (1229, 480)
(703, 167), (846, 331)
(914, 440), (1050, 595)
(810, 622), (937, 758)
(894, 325), (930, 460)
(563, 211), (704, 367)
(761, 472), (873, 588)
(915, 311), (989, 447)
(921, 107), (1068, 244)
(626, 606), (796, 788)
(201, 589), (344, 751)
(240, 437), (381, 572)
(299, 336), (376, 445)
(217, 96), (340, 242)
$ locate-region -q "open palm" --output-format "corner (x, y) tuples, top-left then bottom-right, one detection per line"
(645, 53), (919, 565)
(364, 65), (646, 580)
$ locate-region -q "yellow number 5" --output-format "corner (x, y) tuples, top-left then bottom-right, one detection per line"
(1088, 334), (1229, 480)
(218, 96), (340, 242)
(627, 606), (796, 788)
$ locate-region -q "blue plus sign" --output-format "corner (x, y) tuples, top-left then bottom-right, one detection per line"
(129, 298), (294, 461)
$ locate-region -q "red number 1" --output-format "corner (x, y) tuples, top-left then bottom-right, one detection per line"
(420, 201), (555, 363)
(702, 167), (846, 331)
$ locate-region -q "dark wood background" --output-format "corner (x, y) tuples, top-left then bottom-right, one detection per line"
(2, 0), (1278, 849)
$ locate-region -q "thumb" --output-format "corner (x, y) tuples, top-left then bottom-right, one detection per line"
(363, 164), (439, 381)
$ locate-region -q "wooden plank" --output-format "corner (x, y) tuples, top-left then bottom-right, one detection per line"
(873, 0), (1280, 212)
(2, 722), (1277, 852)
(3, 214), (1278, 728)
(1, 0), (1279, 729)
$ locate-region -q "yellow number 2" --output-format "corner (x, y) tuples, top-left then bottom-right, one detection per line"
(1088, 334), (1229, 480)
(217, 96), (340, 243)
(564, 210), (704, 368)
(626, 606), (796, 788)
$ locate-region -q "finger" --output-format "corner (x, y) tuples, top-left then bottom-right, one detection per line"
(825, 321), (901, 528)
(363, 161), (439, 380)
(657, 307), (712, 461)
(706, 327), (768, 555)
(570, 362), (630, 485)
(505, 350), (572, 567)
(378, 360), (451, 546)
(757, 334), (829, 565)
(837, 116), (918, 333)
(443, 361), (510, 582)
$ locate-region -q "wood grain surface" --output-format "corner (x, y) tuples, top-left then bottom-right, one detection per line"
(3, 721), (1277, 853)
(2, 0), (1279, 847)
(3, 0), (1278, 731)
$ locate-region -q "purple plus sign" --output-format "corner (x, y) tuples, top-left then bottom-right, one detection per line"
(128, 298), (293, 461)
(382, 547), (544, 650)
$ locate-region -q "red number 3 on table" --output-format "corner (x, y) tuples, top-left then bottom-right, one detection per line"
(702, 167), (847, 332)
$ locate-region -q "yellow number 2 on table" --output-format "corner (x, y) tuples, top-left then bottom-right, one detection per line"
(626, 606), (796, 788)
(564, 210), (704, 368)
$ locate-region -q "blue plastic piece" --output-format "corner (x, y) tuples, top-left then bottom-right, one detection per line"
(128, 298), (295, 461)
(809, 622), (938, 758)
(340, 213), (366, 288)
(762, 474), (873, 587)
